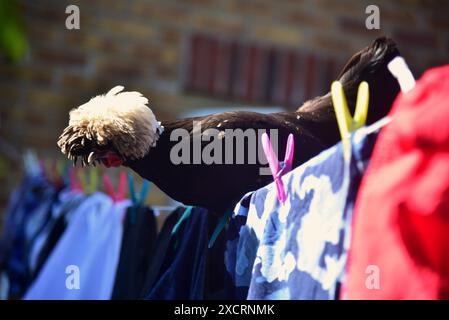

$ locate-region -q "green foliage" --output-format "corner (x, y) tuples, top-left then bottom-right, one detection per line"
(0, 0), (28, 63)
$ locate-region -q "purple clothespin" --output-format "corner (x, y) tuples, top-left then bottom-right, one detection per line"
(261, 133), (294, 204)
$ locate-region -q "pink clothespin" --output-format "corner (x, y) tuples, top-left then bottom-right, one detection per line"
(102, 171), (127, 202)
(261, 133), (294, 204)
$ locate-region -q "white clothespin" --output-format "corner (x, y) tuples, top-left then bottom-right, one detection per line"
(388, 56), (416, 93)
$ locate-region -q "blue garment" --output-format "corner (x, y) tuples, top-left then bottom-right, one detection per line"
(224, 122), (382, 300)
(0, 173), (56, 299)
(145, 207), (209, 300)
(224, 193), (255, 300)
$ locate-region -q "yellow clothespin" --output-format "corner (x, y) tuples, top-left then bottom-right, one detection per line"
(331, 80), (369, 161)
(77, 167), (98, 194)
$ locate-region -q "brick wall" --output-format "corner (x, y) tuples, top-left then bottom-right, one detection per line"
(0, 0), (448, 217)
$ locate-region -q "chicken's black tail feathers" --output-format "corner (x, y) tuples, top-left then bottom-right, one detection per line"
(338, 37), (400, 88)
(298, 37), (401, 125)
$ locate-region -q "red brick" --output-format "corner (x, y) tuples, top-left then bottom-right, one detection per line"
(304, 54), (317, 101)
(131, 3), (188, 23)
(0, 65), (22, 82)
(286, 10), (332, 29)
(193, 14), (244, 35)
(162, 28), (182, 45)
(226, 0), (272, 18)
(88, 0), (130, 14)
(26, 24), (59, 43)
(27, 89), (71, 109)
(62, 74), (97, 91)
(338, 17), (382, 36)
(83, 35), (122, 55)
(394, 30), (439, 49)
(429, 14), (449, 30)
(97, 60), (145, 79)
(21, 68), (53, 86)
(131, 44), (160, 61)
(181, 0), (217, 6)
(156, 64), (179, 80)
(310, 34), (356, 55)
(381, 7), (417, 25)
(250, 24), (302, 46)
(96, 18), (156, 40)
(315, 0), (361, 15)
(24, 6), (66, 23)
(34, 49), (87, 66)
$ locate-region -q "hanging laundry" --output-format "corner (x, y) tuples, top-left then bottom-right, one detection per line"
(345, 65), (449, 300)
(224, 193), (256, 300)
(24, 192), (130, 300)
(2, 162), (235, 300)
(111, 205), (157, 300)
(140, 208), (182, 298)
(224, 121), (383, 300)
(0, 172), (57, 299)
(144, 207), (210, 300)
(203, 210), (228, 300)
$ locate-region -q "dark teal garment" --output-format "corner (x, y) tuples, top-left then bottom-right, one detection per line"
(144, 207), (213, 300)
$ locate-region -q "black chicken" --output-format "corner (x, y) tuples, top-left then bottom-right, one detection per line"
(57, 37), (400, 213)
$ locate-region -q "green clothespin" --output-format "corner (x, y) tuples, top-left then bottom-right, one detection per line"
(88, 168), (98, 194)
(78, 168), (98, 195)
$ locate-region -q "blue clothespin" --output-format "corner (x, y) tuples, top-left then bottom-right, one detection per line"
(171, 206), (193, 236)
(128, 174), (137, 204)
(139, 180), (150, 206)
(127, 173), (151, 205)
(127, 173), (151, 224)
(59, 160), (70, 187)
(208, 209), (233, 249)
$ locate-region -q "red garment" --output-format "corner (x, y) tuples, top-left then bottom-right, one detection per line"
(345, 65), (449, 299)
